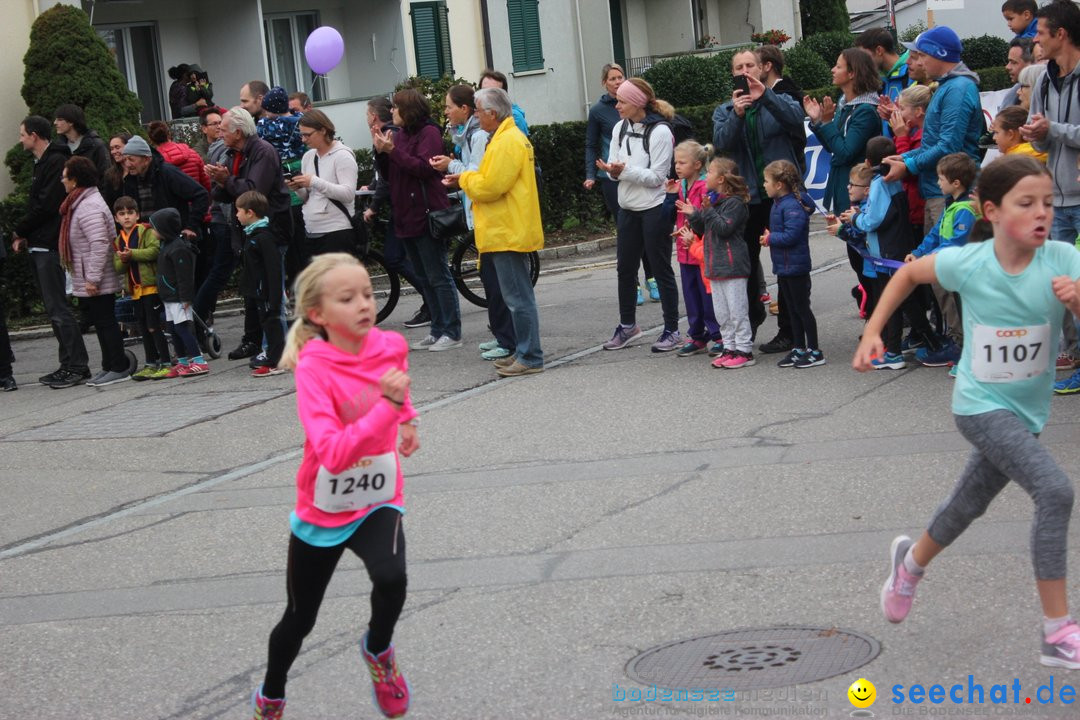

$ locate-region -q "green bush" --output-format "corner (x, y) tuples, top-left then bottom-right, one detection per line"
(800, 0), (850, 36)
(899, 20), (926, 43)
(3, 5), (143, 319)
(961, 35), (1010, 72)
(394, 74), (474, 131)
(802, 86), (843, 102)
(529, 121), (608, 232)
(793, 31), (855, 68)
(642, 54), (729, 109)
(975, 66), (1012, 92)
(784, 45), (832, 91)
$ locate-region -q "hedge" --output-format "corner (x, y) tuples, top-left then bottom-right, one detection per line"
(0, 64), (1036, 320)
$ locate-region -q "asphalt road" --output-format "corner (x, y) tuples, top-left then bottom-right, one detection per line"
(3, 234), (1080, 719)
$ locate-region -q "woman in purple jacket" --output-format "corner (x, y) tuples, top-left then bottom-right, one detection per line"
(59, 157), (128, 386)
(373, 89), (462, 351)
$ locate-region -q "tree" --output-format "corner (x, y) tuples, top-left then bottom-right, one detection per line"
(1, 5), (143, 317)
(6, 4), (142, 185)
(799, 0), (850, 37)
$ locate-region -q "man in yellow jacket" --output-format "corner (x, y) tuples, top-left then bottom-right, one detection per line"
(446, 87), (545, 377)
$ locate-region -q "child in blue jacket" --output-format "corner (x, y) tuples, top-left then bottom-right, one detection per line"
(760, 160), (823, 368)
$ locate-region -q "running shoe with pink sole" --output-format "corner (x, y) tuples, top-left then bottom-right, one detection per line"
(251, 684), (285, 720)
(1042, 622), (1080, 670)
(361, 633), (410, 718)
(881, 535), (922, 623)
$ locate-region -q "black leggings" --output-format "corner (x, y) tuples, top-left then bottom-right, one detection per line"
(137, 294), (171, 366)
(777, 274), (818, 350)
(263, 507), (407, 699)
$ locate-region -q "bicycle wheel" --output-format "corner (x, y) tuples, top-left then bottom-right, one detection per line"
(451, 235), (488, 308)
(363, 249), (400, 324)
(527, 251), (540, 286)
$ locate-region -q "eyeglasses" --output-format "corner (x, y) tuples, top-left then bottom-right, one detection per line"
(204, 121), (222, 127)
(299, 130), (316, 138)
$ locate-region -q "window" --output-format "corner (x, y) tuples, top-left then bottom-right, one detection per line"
(264, 12), (327, 102)
(507, 0), (543, 72)
(410, 1), (453, 80)
(97, 24), (164, 123)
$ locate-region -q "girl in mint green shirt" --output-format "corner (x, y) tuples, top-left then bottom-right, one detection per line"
(854, 155), (1080, 669)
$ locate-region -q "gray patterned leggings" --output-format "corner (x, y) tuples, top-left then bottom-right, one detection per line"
(928, 410), (1074, 580)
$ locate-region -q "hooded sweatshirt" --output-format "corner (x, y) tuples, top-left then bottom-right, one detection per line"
(291, 331), (417, 531)
(1029, 57), (1080, 207)
(298, 140), (359, 234)
(447, 115), (490, 229)
(151, 208), (196, 303)
(900, 62), (982, 200)
(766, 191), (817, 276)
(608, 111), (674, 211)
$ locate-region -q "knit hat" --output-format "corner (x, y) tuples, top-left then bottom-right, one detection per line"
(902, 26), (963, 64)
(122, 136), (152, 157)
(263, 86), (289, 115)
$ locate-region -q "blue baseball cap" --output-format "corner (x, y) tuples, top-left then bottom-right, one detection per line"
(902, 26), (963, 64)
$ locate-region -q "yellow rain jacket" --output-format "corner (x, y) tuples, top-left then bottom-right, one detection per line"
(459, 117), (544, 253)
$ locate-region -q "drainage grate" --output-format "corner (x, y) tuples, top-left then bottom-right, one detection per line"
(2, 390), (289, 441)
(626, 626), (880, 691)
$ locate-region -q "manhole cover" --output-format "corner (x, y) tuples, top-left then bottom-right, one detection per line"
(626, 626), (879, 691)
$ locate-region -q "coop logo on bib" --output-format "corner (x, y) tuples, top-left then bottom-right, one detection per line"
(971, 323), (1050, 383)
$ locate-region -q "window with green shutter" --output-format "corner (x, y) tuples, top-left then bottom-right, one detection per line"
(411, 1), (453, 79)
(507, 0), (544, 72)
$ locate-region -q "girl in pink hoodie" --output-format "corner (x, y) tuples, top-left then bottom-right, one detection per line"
(252, 253), (418, 720)
(669, 141), (722, 357)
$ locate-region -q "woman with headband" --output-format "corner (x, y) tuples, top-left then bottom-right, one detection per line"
(596, 77), (682, 352)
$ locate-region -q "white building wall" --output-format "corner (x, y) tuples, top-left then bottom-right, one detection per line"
(644, 0), (696, 54)
(893, 1), (1012, 41)
(623, 0), (650, 60)
(194, 0), (268, 108)
(483, 0), (591, 125)
(1, 0), (35, 197)
(578, 2), (617, 118)
(446, 0), (487, 84)
(758, 0), (799, 41)
(710, 0), (755, 47)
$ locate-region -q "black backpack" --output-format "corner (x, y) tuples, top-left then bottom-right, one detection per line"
(617, 113), (695, 179)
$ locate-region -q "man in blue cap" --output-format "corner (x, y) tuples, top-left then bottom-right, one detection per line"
(880, 25), (982, 368)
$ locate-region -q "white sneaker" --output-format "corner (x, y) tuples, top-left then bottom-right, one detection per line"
(410, 334), (437, 351)
(428, 335), (463, 352)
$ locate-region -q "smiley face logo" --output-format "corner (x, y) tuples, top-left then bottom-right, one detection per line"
(848, 678), (876, 708)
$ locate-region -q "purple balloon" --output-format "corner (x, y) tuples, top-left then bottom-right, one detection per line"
(305, 27), (345, 75)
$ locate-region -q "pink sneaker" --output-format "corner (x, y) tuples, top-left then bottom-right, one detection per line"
(361, 634), (410, 718)
(164, 363), (188, 379)
(711, 350), (735, 369)
(881, 535), (922, 623)
(720, 351), (756, 369)
(1042, 622), (1080, 669)
(251, 684), (285, 720)
(184, 361), (209, 376)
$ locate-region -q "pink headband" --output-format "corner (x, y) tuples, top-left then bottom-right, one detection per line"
(616, 81), (649, 108)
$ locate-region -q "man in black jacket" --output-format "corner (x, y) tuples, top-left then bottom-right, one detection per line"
(120, 135), (209, 238)
(206, 106), (292, 360)
(11, 115), (90, 388)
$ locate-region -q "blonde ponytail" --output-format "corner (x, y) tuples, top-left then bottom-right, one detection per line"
(277, 252), (362, 369)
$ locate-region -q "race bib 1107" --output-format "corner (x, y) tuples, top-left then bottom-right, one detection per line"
(970, 323), (1051, 383)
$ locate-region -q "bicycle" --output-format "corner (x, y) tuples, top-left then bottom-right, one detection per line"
(355, 191), (540, 321)
(448, 231), (540, 309)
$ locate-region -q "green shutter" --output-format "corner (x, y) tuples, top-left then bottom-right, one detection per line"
(507, 0), (544, 72)
(411, 2), (453, 79)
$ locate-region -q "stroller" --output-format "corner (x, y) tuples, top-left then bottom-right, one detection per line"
(112, 296), (143, 375)
(114, 296), (222, 366)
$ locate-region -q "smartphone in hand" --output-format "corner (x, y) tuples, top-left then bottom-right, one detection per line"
(733, 75), (750, 96)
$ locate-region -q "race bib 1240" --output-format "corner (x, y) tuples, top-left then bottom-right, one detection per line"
(312, 452), (397, 513)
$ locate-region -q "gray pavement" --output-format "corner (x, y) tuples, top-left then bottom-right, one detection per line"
(3, 234), (1080, 719)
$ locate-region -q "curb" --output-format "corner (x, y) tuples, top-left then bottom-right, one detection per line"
(9, 235), (620, 342)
